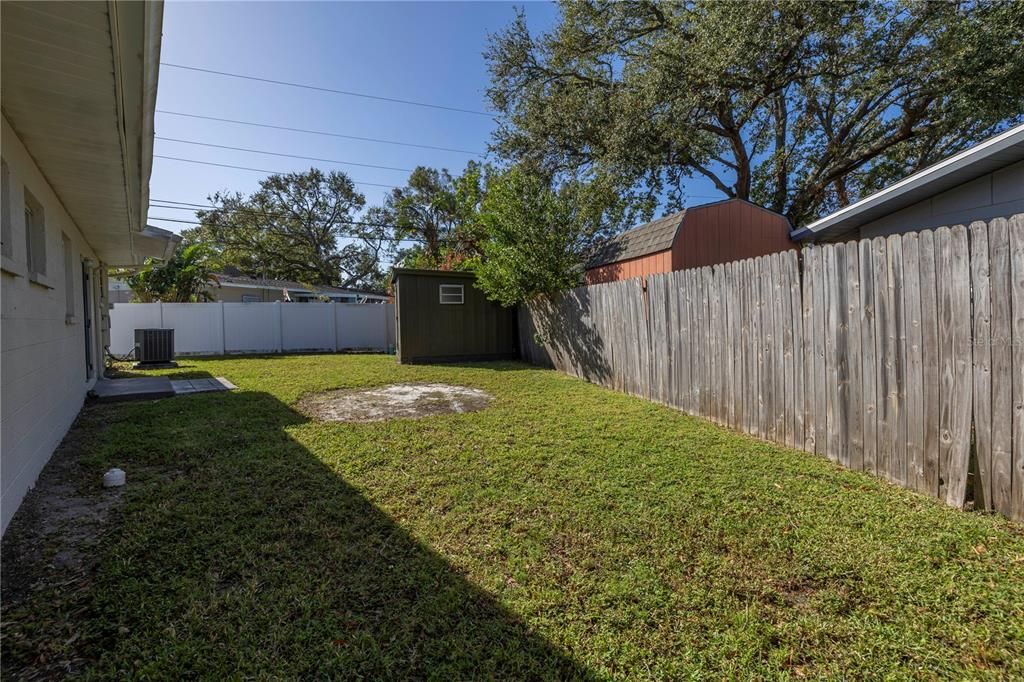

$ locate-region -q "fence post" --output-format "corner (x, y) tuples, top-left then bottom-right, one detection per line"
(158, 301), (164, 327)
(275, 301), (283, 353)
(219, 301), (226, 356)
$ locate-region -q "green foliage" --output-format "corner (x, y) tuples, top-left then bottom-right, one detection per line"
(367, 162), (486, 270)
(182, 168), (386, 288)
(4, 355), (1024, 678)
(114, 243), (219, 303)
(486, 0), (1024, 224)
(472, 166), (625, 306)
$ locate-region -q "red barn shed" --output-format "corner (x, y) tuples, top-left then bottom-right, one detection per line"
(585, 198), (794, 284)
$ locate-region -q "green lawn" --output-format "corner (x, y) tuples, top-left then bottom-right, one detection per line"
(3, 355), (1024, 678)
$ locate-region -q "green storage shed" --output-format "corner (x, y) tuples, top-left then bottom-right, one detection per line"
(391, 268), (518, 364)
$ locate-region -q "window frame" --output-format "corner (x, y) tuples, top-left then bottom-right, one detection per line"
(23, 188), (48, 281)
(62, 233), (77, 323)
(1, 158), (11, 259)
(438, 283), (465, 305)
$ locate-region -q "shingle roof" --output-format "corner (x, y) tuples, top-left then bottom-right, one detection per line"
(588, 210), (686, 268)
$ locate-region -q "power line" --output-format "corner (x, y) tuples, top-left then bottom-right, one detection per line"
(161, 62), (493, 117)
(148, 214), (426, 244)
(148, 198), (427, 239)
(157, 110), (486, 156)
(153, 155), (401, 188)
(150, 200), (411, 232)
(155, 137), (415, 173)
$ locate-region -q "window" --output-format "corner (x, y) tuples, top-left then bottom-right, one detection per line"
(439, 283), (464, 305)
(24, 189), (46, 276)
(63, 233), (75, 319)
(1, 159), (11, 259)
(241, 294), (261, 303)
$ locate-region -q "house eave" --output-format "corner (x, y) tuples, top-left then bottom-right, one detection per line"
(0, 0), (164, 266)
(795, 122), (1024, 241)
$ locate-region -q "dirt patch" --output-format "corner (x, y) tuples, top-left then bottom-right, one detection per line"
(1, 405), (124, 677)
(299, 383), (493, 422)
(1, 407), (122, 603)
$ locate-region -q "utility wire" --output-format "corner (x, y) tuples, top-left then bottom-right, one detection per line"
(157, 110), (485, 156)
(148, 214), (427, 243)
(155, 137), (415, 173)
(150, 200), (416, 234)
(148, 200), (428, 240)
(161, 63), (493, 117)
(154, 155), (401, 189)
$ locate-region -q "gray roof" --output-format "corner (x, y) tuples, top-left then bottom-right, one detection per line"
(213, 273), (383, 297)
(588, 210), (686, 268)
(793, 122), (1024, 240)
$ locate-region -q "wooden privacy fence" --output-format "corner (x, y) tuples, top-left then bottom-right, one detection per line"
(519, 214), (1024, 522)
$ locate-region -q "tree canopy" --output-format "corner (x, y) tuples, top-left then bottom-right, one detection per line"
(367, 162), (486, 270)
(486, 0), (1024, 225)
(473, 165), (627, 305)
(114, 243), (219, 303)
(182, 168), (388, 289)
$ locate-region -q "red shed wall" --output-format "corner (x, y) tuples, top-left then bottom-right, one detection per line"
(672, 200), (794, 270)
(585, 249), (672, 285)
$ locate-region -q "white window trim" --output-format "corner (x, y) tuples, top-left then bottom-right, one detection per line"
(439, 283), (465, 305)
(23, 189), (46, 279)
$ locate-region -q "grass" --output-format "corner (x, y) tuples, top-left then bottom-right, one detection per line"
(3, 354), (1024, 679)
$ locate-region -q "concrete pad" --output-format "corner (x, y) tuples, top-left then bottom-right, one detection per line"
(90, 377), (174, 403)
(170, 378), (236, 395)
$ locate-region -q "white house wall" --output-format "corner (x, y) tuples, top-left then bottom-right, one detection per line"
(1, 118), (108, 534)
(859, 160), (1024, 239)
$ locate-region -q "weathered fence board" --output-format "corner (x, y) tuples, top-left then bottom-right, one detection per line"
(988, 218), (1013, 515)
(1009, 215), (1024, 521)
(858, 238), (878, 476)
(519, 215), (1023, 520)
(918, 230), (941, 497)
(969, 222), (992, 510)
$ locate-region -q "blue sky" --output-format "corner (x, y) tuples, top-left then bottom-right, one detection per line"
(150, 1), (720, 253)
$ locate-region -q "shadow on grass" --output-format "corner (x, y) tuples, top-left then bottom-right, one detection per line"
(1, 389), (594, 679)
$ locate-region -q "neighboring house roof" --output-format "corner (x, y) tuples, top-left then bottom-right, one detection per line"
(136, 225), (182, 261)
(588, 210), (687, 268)
(1, 1), (169, 266)
(212, 273), (385, 298)
(793, 122), (1024, 241)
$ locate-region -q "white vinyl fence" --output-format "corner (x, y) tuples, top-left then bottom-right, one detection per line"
(110, 302), (395, 356)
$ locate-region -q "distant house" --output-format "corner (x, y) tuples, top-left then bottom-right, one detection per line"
(585, 198), (793, 284)
(210, 273), (388, 304)
(793, 123), (1024, 242)
(108, 277), (135, 304)
(2, 1), (173, 534)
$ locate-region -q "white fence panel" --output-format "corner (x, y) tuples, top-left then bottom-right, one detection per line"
(338, 304), (392, 350)
(161, 303), (223, 355)
(109, 302), (395, 357)
(224, 303), (280, 354)
(282, 303), (335, 352)
(109, 303), (162, 355)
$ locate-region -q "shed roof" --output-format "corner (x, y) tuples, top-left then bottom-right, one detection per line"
(587, 210), (686, 268)
(390, 268), (476, 284)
